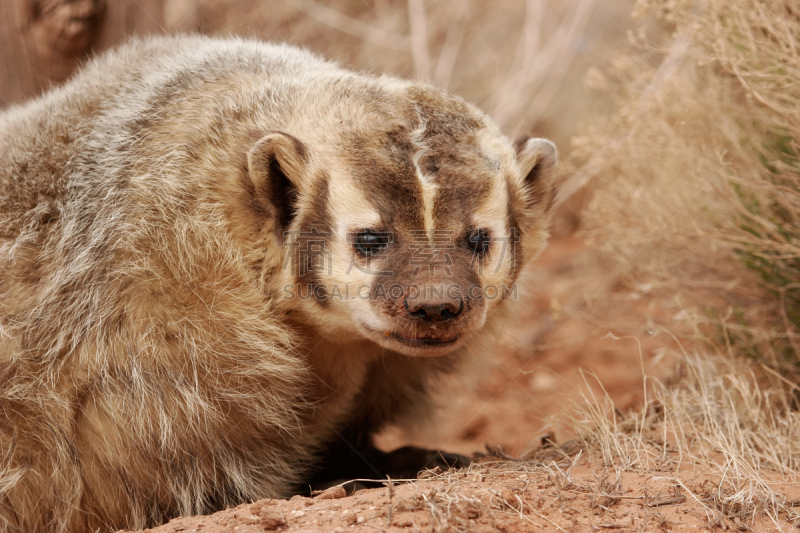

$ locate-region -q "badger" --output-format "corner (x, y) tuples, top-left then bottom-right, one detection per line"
(0, 35), (558, 532)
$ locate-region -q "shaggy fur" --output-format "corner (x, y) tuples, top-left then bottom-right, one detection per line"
(0, 35), (558, 532)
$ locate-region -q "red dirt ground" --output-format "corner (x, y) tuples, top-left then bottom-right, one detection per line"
(132, 463), (800, 533)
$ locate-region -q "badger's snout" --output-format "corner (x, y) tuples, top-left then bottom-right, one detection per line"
(404, 287), (464, 323)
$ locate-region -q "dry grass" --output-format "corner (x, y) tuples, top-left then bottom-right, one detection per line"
(562, 0), (800, 529)
(576, 0), (800, 370)
(571, 347), (800, 527)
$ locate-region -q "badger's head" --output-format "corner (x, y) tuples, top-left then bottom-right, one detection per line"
(248, 84), (557, 357)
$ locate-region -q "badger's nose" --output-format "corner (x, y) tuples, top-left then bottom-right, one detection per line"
(404, 297), (464, 322)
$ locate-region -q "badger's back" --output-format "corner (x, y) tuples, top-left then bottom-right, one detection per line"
(0, 36), (325, 533)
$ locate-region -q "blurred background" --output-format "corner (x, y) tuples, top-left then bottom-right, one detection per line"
(5, 1), (796, 470)
(1, 0), (644, 144)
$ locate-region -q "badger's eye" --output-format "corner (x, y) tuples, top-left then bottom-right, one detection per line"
(354, 230), (390, 256)
(466, 228), (491, 256)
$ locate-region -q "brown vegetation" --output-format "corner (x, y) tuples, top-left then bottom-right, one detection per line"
(571, 0), (800, 527)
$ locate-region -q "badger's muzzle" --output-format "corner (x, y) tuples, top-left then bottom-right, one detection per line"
(403, 290), (464, 323)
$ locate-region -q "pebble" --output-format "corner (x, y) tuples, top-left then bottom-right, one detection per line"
(502, 489), (518, 506)
(315, 485), (347, 500)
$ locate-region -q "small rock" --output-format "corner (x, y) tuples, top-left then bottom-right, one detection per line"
(343, 512), (357, 525)
(395, 498), (422, 512)
(257, 511), (287, 530)
(250, 501), (286, 531)
(501, 489), (518, 507)
(241, 514), (261, 525)
(314, 485), (347, 500)
(356, 516), (365, 524)
(529, 372), (558, 392)
(289, 494), (313, 506)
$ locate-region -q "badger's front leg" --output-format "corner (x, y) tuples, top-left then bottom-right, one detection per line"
(309, 436), (470, 492)
(305, 352), (471, 493)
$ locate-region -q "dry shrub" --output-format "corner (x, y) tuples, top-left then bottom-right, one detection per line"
(565, 0), (800, 526)
(573, 350), (800, 523)
(574, 0), (800, 370)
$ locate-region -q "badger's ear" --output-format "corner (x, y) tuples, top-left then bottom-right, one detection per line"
(247, 131), (308, 231)
(515, 136), (558, 211)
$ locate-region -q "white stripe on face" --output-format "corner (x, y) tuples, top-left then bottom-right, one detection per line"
(410, 118), (437, 244)
(417, 173), (438, 243)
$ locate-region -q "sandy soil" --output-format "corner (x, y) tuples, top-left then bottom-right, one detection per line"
(131, 459), (800, 533)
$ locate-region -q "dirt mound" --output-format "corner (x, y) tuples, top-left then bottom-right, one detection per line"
(131, 457), (800, 532)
